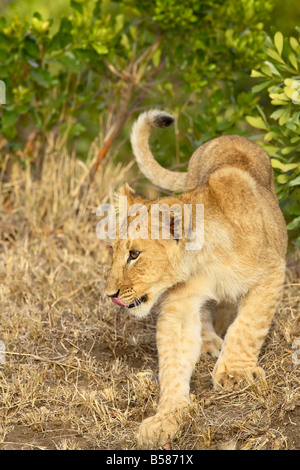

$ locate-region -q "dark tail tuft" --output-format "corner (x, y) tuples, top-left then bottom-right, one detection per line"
(153, 113), (174, 128)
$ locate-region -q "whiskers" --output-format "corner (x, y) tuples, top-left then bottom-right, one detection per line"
(127, 294), (148, 309)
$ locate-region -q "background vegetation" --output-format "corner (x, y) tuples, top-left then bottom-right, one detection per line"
(1, 0), (300, 247)
(0, 0), (299, 451)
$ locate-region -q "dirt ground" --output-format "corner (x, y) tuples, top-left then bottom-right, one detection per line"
(0, 151), (299, 450)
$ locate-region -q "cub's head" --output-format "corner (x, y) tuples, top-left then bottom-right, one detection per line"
(104, 184), (187, 318)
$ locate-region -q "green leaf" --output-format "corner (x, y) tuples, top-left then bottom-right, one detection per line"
(120, 33), (130, 50)
(266, 48), (285, 64)
(274, 31), (284, 56)
(288, 53), (298, 70)
(2, 108), (19, 129)
(71, 0), (83, 14)
(31, 69), (55, 88)
(286, 121), (298, 131)
(264, 131), (278, 141)
(277, 174), (290, 184)
(270, 108), (285, 120)
(93, 0), (101, 19)
(250, 69), (266, 78)
(286, 215), (300, 230)
(260, 64), (273, 77)
(92, 43), (108, 55)
(252, 80), (272, 93)
(290, 37), (299, 51)
(69, 122), (86, 137)
(271, 159), (299, 171)
(0, 17), (8, 29)
(269, 92), (289, 101)
(281, 147), (295, 155)
(1, 109), (18, 138)
(47, 18), (72, 51)
(261, 144), (280, 157)
(129, 25), (136, 41)
(73, 48), (98, 62)
(279, 106), (291, 125)
(58, 53), (81, 73)
(23, 35), (40, 58)
(0, 32), (10, 48)
(115, 14), (124, 34)
(263, 60), (282, 77)
(152, 48), (162, 67)
(246, 115), (267, 130)
(288, 175), (300, 187)
(32, 17), (50, 33)
(272, 99), (292, 105)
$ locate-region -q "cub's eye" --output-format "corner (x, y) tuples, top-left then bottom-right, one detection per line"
(127, 250), (140, 262)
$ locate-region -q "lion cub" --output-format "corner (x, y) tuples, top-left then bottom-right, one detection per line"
(105, 110), (287, 446)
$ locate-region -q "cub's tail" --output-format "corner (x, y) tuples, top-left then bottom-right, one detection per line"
(130, 109), (187, 192)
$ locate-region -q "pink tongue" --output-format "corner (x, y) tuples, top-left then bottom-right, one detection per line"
(111, 297), (127, 307)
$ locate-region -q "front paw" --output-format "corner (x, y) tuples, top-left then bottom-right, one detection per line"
(212, 364), (266, 391)
(137, 410), (183, 448)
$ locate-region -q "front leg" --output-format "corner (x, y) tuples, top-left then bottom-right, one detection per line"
(137, 278), (207, 447)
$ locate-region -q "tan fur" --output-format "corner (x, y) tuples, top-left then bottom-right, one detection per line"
(105, 110), (287, 447)
(131, 109), (187, 191)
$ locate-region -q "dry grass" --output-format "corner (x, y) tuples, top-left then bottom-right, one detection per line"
(0, 144), (299, 450)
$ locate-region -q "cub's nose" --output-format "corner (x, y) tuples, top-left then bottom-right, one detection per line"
(106, 289), (120, 298)
(105, 289), (128, 307)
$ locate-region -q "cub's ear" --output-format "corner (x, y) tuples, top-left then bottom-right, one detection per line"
(116, 183), (149, 207)
(119, 183), (137, 199)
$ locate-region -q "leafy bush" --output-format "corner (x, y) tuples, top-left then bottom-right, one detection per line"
(2, 0), (299, 247)
(0, 0), (272, 167)
(148, 0), (274, 152)
(247, 30), (300, 248)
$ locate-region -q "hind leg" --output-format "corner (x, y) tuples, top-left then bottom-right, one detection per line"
(201, 305), (223, 357)
(212, 269), (285, 390)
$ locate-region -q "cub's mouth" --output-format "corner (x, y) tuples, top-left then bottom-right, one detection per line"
(111, 294), (149, 309)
